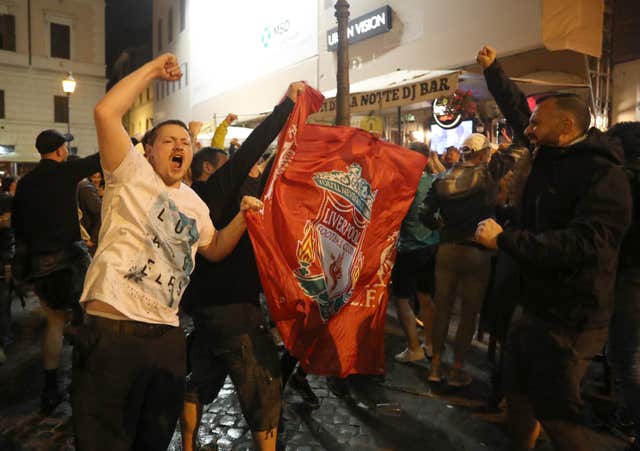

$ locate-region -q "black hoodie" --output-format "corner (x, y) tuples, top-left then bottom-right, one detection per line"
(484, 61), (632, 329)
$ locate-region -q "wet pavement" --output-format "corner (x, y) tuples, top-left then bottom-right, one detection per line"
(0, 292), (632, 451)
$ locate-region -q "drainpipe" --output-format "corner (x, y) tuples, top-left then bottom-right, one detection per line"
(27, 0), (32, 66)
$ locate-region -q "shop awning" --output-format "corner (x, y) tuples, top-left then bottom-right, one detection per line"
(316, 70), (459, 117)
(313, 69), (589, 119)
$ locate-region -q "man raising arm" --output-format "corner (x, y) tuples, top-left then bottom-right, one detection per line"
(72, 53), (260, 451)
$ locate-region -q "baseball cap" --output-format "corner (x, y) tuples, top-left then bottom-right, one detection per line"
(460, 133), (490, 154)
(35, 129), (74, 154)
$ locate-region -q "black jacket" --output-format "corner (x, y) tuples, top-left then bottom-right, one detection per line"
(184, 98), (294, 313)
(12, 154), (101, 254)
(485, 61), (632, 329)
(421, 152), (515, 243)
(619, 157), (640, 269)
(78, 179), (102, 246)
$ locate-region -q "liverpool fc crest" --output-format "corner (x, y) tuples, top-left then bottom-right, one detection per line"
(294, 163), (378, 321)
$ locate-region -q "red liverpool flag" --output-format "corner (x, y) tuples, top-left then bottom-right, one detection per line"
(247, 85), (427, 377)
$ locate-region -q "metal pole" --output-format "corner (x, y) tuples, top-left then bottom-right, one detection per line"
(67, 92), (71, 135)
(335, 0), (350, 126)
(397, 106), (402, 145)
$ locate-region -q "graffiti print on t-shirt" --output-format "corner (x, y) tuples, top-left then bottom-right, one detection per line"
(124, 192), (200, 309)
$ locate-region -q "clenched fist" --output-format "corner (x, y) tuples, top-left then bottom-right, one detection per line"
(151, 53), (182, 81)
(474, 218), (503, 249)
(476, 45), (497, 70)
(240, 196), (264, 213)
(287, 82), (306, 103)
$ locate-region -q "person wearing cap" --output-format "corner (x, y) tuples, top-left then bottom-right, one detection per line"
(443, 145), (461, 168)
(420, 132), (516, 387)
(71, 53), (263, 451)
(11, 129), (100, 413)
(475, 45), (631, 451)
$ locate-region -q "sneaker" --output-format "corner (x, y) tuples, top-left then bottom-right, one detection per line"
(41, 388), (64, 415)
(326, 376), (350, 398)
(394, 347), (425, 363)
(427, 364), (442, 383)
(289, 373), (320, 409)
(447, 368), (472, 387)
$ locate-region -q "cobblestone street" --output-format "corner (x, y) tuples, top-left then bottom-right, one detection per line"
(0, 294), (631, 451)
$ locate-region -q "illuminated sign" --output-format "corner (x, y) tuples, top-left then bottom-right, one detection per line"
(190, 0), (318, 106)
(327, 6), (392, 51)
(432, 97), (462, 129)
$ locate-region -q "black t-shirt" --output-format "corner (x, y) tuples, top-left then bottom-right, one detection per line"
(185, 98), (293, 311)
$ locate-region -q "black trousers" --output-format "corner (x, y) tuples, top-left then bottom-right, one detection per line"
(72, 315), (185, 451)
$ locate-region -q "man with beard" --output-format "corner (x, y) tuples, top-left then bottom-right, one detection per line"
(474, 45), (631, 451)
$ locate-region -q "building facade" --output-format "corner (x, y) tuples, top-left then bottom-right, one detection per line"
(152, 0), (610, 147)
(110, 45), (154, 137)
(611, 0), (640, 124)
(0, 0), (106, 171)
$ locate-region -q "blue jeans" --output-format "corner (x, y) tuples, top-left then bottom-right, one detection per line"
(608, 266), (640, 438)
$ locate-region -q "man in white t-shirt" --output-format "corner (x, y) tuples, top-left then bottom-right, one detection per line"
(71, 53), (262, 451)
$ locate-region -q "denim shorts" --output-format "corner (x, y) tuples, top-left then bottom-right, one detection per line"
(186, 302), (281, 432)
(391, 245), (437, 298)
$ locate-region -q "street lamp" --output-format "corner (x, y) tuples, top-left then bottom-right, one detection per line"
(62, 72), (77, 135)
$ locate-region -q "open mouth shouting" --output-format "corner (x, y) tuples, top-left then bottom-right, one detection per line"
(171, 153), (184, 170)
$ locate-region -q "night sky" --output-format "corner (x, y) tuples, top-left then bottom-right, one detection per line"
(105, 0), (153, 76)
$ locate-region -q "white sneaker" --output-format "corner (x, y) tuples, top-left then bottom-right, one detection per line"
(394, 347), (425, 363)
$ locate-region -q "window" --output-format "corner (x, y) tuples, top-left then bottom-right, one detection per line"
(51, 23), (70, 59)
(0, 14), (16, 51)
(180, 0), (186, 31)
(0, 90), (4, 119)
(157, 19), (162, 53)
(168, 8), (174, 43)
(54, 96), (69, 123)
(146, 87), (151, 102)
(146, 118), (153, 130)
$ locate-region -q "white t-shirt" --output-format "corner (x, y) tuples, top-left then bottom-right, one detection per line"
(80, 147), (215, 326)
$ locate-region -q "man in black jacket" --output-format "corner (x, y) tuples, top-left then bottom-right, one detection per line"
(606, 121), (640, 451)
(180, 82), (303, 451)
(474, 46), (632, 451)
(12, 129), (100, 413)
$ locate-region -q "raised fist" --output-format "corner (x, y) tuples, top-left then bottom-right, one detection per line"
(287, 82), (306, 103)
(476, 45), (497, 70)
(225, 113), (238, 125)
(152, 53), (182, 81)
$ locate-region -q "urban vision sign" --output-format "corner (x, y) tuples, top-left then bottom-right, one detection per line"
(327, 5), (392, 51)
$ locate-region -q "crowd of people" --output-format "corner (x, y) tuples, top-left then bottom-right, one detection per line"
(0, 43), (637, 451)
